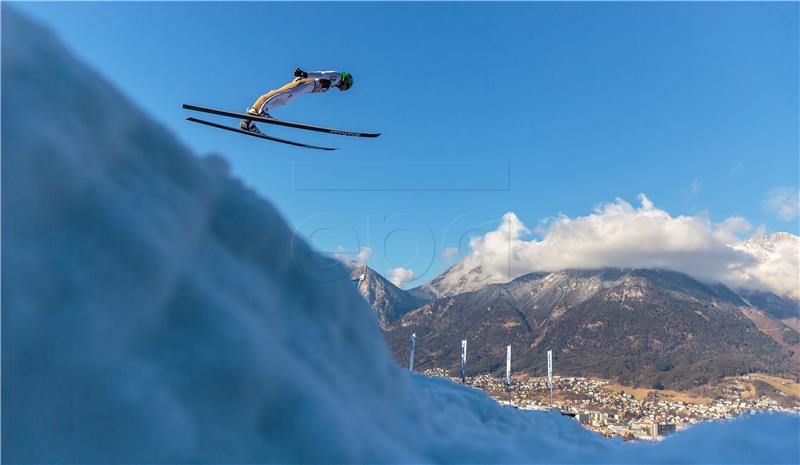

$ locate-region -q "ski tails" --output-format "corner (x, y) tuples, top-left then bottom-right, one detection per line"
(183, 104), (381, 138)
(185, 117), (336, 151)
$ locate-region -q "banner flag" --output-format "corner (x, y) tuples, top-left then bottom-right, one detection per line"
(505, 345), (511, 386)
(460, 340), (467, 383)
(408, 333), (416, 372)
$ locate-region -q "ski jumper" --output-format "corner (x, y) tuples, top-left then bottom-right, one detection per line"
(251, 71), (346, 114)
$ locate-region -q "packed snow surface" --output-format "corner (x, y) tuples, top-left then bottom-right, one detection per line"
(3, 8), (799, 464)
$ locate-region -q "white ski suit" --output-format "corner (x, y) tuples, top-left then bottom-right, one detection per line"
(251, 71), (346, 115)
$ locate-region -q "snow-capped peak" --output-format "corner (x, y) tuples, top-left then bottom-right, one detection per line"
(731, 231), (800, 299)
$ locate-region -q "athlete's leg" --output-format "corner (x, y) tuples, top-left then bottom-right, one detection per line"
(242, 78), (316, 132)
(251, 78), (316, 115)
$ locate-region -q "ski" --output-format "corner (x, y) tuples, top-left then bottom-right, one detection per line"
(185, 117), (336, 151)
(183, 104), (381, 138)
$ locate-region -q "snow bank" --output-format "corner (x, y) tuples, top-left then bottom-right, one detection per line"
(2, 8), (798, 464)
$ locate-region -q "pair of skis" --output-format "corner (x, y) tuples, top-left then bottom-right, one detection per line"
(183, 104), (380, 151)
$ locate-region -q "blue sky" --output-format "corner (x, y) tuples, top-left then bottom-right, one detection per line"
(16, 2), (799, 287)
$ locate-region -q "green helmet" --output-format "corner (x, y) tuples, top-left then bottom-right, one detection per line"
(339, 71), (353, 91)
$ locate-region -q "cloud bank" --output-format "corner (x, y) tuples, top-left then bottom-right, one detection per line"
(449, 195), (799, 299)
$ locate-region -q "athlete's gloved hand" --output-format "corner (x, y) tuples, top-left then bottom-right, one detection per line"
(294, 67), (308, 78)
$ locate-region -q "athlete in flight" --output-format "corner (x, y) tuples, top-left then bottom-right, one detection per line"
(240, 67), (354, 133)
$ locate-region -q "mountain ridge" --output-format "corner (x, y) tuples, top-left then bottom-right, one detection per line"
(383, 267), (799, 389)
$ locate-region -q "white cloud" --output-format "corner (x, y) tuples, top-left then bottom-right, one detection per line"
(764, 186), (800, 221)
(713, 217), (752, 244)
(355, 246), (372, 267)
(333, 246), (372, 268)
(442, 247), (460, 264)
(691, 178), (701, 194)
(444, 194), (799, 299)
(387, 267), (416, 287)
(729, 161), (743, 176)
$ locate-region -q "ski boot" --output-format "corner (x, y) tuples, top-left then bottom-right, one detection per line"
(240, 107), (269, 134)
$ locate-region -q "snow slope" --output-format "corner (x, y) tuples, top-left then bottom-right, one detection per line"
(3, 8), (799, 464)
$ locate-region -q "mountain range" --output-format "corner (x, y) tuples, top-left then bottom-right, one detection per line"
(355, 250), (799, 389)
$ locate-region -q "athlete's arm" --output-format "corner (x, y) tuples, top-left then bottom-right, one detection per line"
(310, 79), (333, 93)
(305, 70), (342, 81)
(295, 68), (342, 86)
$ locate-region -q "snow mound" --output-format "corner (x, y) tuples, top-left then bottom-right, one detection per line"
(2, 8), (798, 464)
